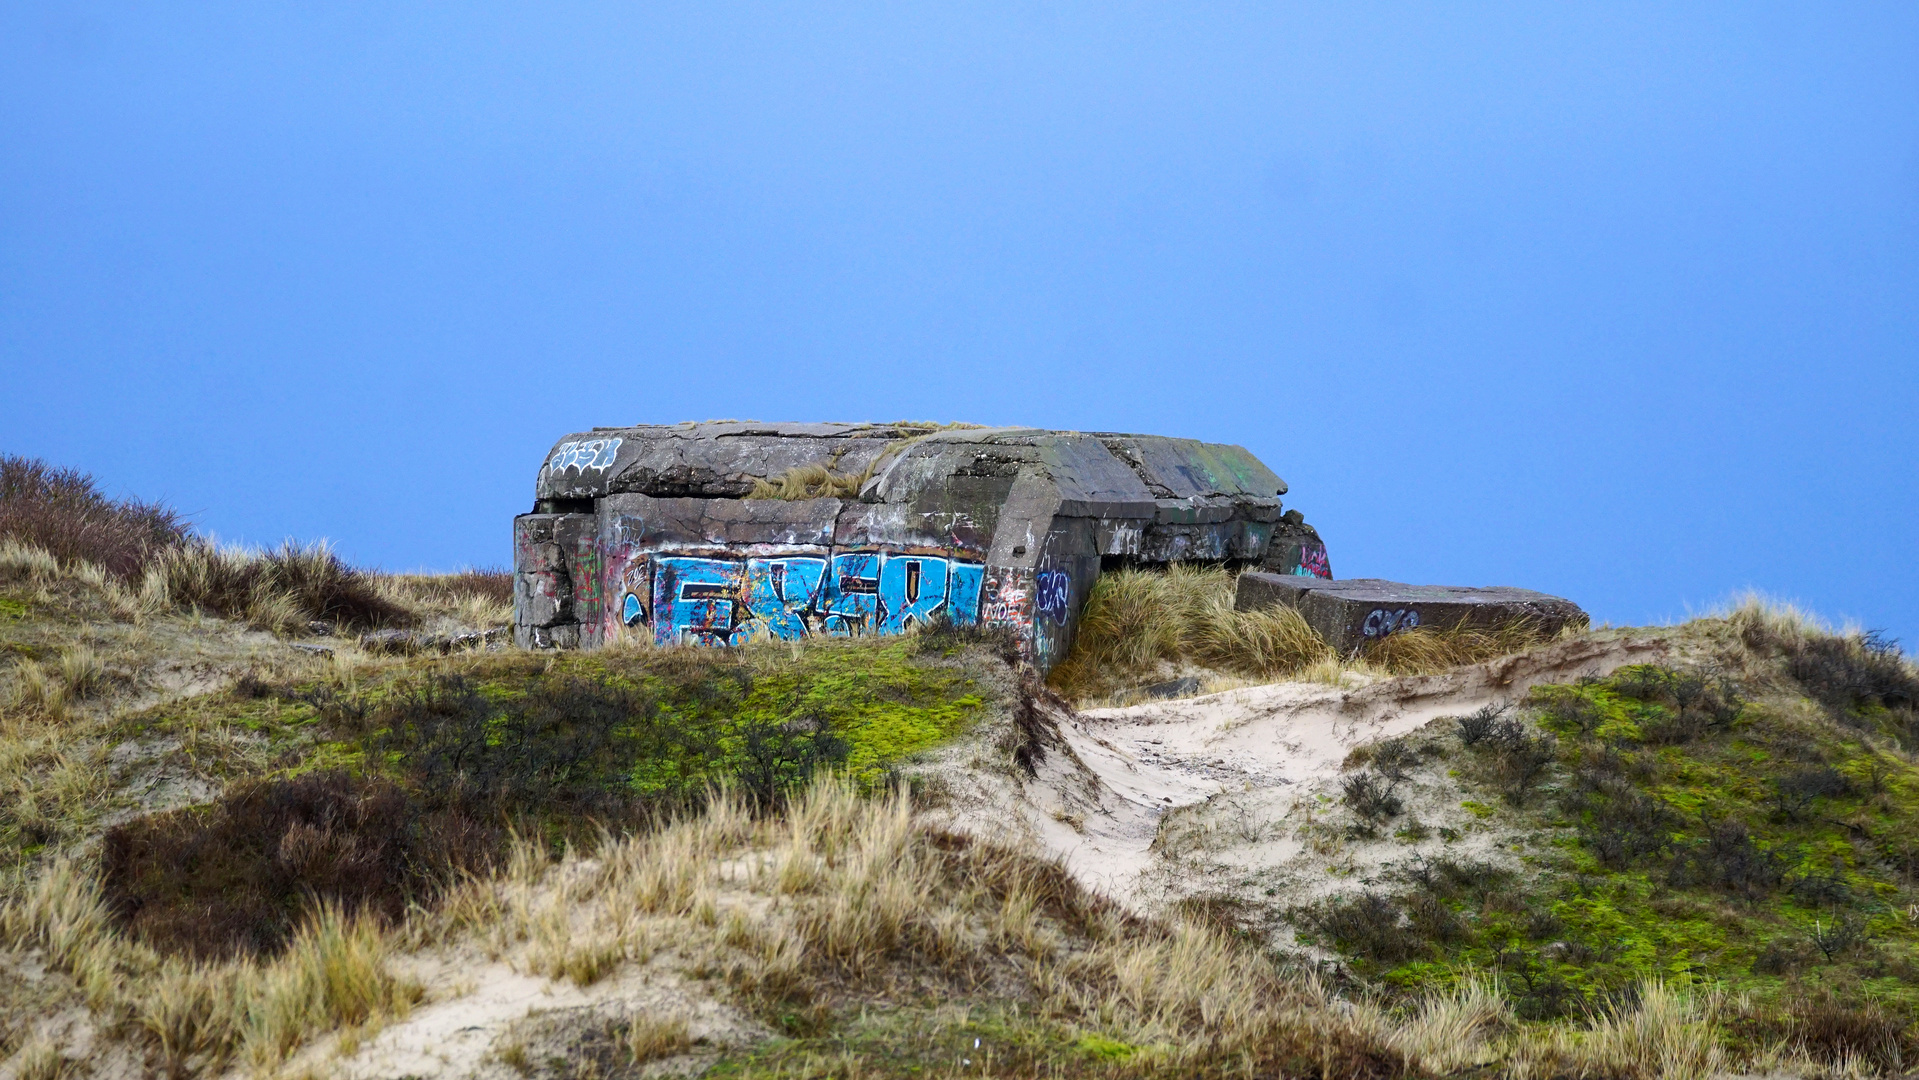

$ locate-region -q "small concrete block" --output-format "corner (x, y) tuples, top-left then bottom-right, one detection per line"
(1141, 676), (1201, 699)
(1235, 573), (1587, 655)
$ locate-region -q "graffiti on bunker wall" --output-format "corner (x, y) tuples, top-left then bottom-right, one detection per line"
(1035, 570), (1071, 620)
(1362, 608), (1420, 638)
(608, 549), (990, 646)
(1294, 541), (1332, 579)
(980, 566), (1036, 654)
(572, 534), (604, 619)
(547, 437), (623, 475)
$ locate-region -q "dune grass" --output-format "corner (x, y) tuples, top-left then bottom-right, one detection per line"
(149, 541), (412, 634)
(1048, 564), (1559, 702)
(747, 463), (877, 501)
(2, 582), (1902, 1076)
(1046, 565), (1334, 700)
(2, 456), (492, 635)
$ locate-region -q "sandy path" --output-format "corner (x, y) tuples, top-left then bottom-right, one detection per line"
(999, 633), (1673, 902)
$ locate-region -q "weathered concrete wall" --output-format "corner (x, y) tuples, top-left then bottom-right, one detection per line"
(514, 422), (1331, 670)
(1235, 573), (1587, 656)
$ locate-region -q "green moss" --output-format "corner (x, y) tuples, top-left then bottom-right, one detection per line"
(0, 597), (27, 620)
(702, 1005), (1152, 1079)
(108, 636), (1004, 828)
(1308, 662), (1919, 1020)
(1074, 1033), (1141, 1062)
(719, 639), (985, 782)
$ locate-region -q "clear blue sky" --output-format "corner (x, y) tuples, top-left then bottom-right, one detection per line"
(4, 4), (1916, 643)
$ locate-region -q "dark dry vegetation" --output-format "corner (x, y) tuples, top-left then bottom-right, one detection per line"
(0, 452), (504, 633)
(0, 456), (190, 580)
(1305, 612), (1919, 1072)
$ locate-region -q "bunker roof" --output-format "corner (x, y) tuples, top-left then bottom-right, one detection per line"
(535, 421), (1288, 518)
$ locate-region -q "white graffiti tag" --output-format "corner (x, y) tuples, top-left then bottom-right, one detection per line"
(547, 438), (623, 475)
(1361, 608), (1420, 638)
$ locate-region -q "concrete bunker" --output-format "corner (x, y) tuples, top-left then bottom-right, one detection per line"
(512, 422), (1331, 670)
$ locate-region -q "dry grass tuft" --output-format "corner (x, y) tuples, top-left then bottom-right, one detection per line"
(1359, 618), (1556, 675)
(9, 1033), (73, 1080)
(746, 463), (876, 501)
(1376, 975), (1512, 1072)
(624, 1012), (694, 1063)
(151, 541), (411, 633)
(380, 568), (514, 627)
(1507, 981), (1724, 1080)
(1049, 565), (1334, 699)
(1052, 565), (1568, 700)
(417, 776), (1404, 1077)
(1, 857), (420, 1074)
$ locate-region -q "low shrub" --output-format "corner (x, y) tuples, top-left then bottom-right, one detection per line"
(1456, 707), (1556, 804)
(1788, 634), (1919, 722)
(1370, 738), (1417, 784)
(100, 771), (482, 958)
(1567, 769), (1680, 869)
(0, 455), (188, 579)
(1770, 766), (1851, 822)
(1341, 771), (1403, 825)
(1314, 892), (1424, 964)
(1404, 857), (1517, 906)
(1455, 704), (1513, 747)
(1612, 664), (1746, 744)
(1666, 820), (1788, 903)
(1734, 601), (1919, 736)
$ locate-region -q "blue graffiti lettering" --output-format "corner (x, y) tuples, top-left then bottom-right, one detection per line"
(652, 557), (743, 646)
(1035, 570), (1070, 620)
(879, 555), (950, 632)
(819, 552), (881, 636)
(635, 551), (988, 644)
(736, 556), (827, 641)
(947, 562), (984, 626)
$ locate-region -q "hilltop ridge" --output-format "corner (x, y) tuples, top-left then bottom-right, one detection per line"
(2, 455), (1917, 1080)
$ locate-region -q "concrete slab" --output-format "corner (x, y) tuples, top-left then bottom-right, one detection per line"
(1235, 573), (1587, 655)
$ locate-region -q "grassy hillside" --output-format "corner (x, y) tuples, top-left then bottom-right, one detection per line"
(1288, 605), (1919, 1071)
(4, 455), (1919, 1080)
